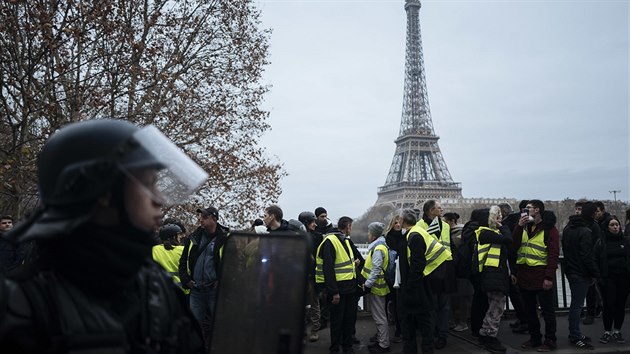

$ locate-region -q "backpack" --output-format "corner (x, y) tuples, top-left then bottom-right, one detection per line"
(373, 241), (397, 287)
(455, 222), (478, 279)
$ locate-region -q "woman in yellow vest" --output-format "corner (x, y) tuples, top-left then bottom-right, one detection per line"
(360, 222), (391, 353)
(475, 206), (513, 354)
(153, 223), (188, 294)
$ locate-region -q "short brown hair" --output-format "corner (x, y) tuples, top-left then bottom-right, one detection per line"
(265, 205), (283, 222)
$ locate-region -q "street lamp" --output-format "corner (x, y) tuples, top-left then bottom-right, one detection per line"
(609, 190), (621, 202)
(609, 190), (621, 217)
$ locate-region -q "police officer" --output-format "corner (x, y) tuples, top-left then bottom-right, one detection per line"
(0, 119), (206, 353)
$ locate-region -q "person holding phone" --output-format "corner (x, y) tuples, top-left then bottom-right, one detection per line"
(512, 200), (560, 352)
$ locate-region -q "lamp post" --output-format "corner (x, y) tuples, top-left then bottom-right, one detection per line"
(609, 190), (621, 217)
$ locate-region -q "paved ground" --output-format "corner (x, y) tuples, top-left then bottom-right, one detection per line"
(303, 311), (630, 354)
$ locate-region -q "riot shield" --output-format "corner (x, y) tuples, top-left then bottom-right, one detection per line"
(209, 231), (311, 354)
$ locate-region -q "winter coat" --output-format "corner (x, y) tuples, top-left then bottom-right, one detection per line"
(178, 224), (229, 289)
(593, 227), (630, 281)
(512, 210), (560, 290)
(398, 229), (434, 315)
(479, 225), (513, 295)
(561, 215), (600, 278)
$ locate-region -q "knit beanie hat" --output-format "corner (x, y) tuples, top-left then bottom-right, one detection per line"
(368, 222), (385, 237)
(315, 207), (327, 217)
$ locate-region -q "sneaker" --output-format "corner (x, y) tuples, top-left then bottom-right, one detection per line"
(453, 323), (468, 332)
(309, 332), (319, 342)
(521, 339), (542, 349)
(570, 337), (594, 350)
(612, 332), (625, 344)
(434, 337), (447, 350)
(512, 323), (529, 334)
(599, 332), (612, 344)
(582, 315), (594, 325)
(368, 344), (391, 353)
(484, 336), (506, 353)
(536, 339), (557, 352)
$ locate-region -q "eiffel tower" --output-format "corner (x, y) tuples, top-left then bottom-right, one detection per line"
(375, 0), (462, 209)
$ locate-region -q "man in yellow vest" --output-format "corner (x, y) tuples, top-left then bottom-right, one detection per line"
(399, 209), (436, 354)
(417, 200), (457, 350)
(512, 200), (560, 352)
(361, 222), (391, 353)
(152, 223), (188, 293)
(316, 216), (361, 354)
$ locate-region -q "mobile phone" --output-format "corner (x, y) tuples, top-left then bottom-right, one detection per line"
(521, 208), (529, 217)
(209, 231), (311, 354)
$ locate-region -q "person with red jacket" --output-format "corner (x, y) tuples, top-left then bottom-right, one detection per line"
(512, 200), (560, 352)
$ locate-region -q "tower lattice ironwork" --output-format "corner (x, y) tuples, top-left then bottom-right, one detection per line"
(375, 0), (462, 209)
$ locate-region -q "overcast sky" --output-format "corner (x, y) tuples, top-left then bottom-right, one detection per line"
(255, 0), (629, 222)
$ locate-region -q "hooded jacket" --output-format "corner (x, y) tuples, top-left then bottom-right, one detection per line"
(561, 215), (599, 278)
(512, 210), (560, 290)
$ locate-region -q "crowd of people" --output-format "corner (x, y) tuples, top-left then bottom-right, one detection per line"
(289, 199), (630, 354)
(0, 118), (629, 354)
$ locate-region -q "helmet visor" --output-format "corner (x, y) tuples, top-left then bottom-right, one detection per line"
(121, 125), (208, 206)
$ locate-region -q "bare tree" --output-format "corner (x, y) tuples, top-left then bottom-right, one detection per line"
(0, 0), (285, 226)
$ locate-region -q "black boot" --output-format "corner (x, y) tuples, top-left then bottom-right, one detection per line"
(484, 336), (506, 353)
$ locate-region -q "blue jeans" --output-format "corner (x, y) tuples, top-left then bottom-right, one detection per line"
(567, 273), (590, 340)
(189, 286), (218, 325)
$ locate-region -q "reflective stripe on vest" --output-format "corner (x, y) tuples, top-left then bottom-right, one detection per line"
(418, 218), (452, 257)
(315, 234), (356, 283)
(360, 243), (390, 296)
(474, 226), (502, 272)
(152, 245), (189, 294)
(517, 228), (548, 266)
(407, 225), (451, 276)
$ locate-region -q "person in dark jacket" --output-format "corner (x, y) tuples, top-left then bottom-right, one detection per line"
(498, 202), (528, 334)
(316, 216), (360, 354)
(476, 206), (513, 353)
(0, 119), (204, 353)
(463, 209), (487, 339)
(583, 201), (605, 324)
(561, 201), (600, 349)
(398, 209), (435, 354)
(594, 216), (630, 344)
(178, 206), (229, 347)
(385, 214), (404, 342)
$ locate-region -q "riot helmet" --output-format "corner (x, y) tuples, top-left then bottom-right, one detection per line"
(9, 119), (208, 242)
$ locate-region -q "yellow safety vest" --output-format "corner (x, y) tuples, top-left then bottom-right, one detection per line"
(152, 245), (189, 294)
(516, 228), (548, 266)
(315, 234), (356, 283)
(418, 218), (452, 255)
(475, 226), (502, 272)
(360, 243), (390, 296)
(407, 225), (451, 276)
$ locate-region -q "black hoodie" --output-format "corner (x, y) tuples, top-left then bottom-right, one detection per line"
(561, 215), (599, 278)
